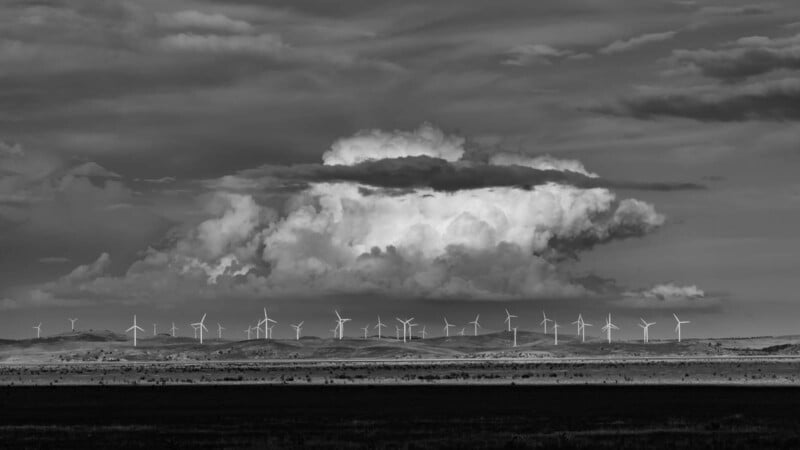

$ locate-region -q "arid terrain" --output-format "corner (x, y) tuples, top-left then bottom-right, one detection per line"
(1, 330), (800, 385)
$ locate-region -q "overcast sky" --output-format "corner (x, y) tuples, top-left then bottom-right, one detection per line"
(2, 0), (800, 340)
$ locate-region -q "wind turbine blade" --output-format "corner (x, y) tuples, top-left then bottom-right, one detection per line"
(673, 313), (680, 322)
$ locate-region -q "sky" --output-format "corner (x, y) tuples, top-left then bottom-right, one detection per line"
(2, 0), (800, 340)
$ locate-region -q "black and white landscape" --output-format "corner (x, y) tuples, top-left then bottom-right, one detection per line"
(2, 0), (800, 448)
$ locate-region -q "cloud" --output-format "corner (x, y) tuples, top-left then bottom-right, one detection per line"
(159, 33), (285, 55)
(502, 44), (582, 66)
(598, 78), (800, 121)
(489, 153), (598, 177)
(156, 10), (254, 34)
(615, 282), (720, 309)
(322, 123), (465, 165)
(599, 31), (677, 55)
(671, 33), (800, 80)
(62, 252), (111, 284)
(24, 123), (694, 305)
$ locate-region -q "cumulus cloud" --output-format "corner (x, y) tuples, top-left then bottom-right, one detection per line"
(489, 153), (598, 177)
(599, 31), (678, 55)
(62, 252), (111, 284)
(322, 123), (465, 165)
(599, 78), (800, 121)
(26, 124), (684, 304)
(159, 33), (285, 55)
(156, 10), (254, 34)
(671, 33), (800, 80)
(615, 283), (720, 309)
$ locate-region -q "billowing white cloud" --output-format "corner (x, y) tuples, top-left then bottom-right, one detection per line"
(616, 282), (718, 309)
(157, 10), (254, 34)
(502, 44), (578, 66)
(26, 124), (674, 304)
(322, 123), (465, 165)
(489, 153), (598, 177)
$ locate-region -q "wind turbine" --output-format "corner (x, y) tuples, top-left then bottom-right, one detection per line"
(512, 327), (518, 347)
(217, 323), (225, 339)
(459, 327), (465, 336)
(673, 313), (690, 342)
(330, 325), (339, 339)
(126, 315), (144, 346)
(260, 308), (277, 340)
(408, 321), (417, 340)
(191, 313), (208, 344)
(581, 320), (593, 343)
(396, 317), (413, 343)
(374, 316), (386, 339)
(255, 323), (262, 339)
(291, 322), (304, 340)
(504, 309), (517, 332)
(571, 314), (584, 336)
(540, 312), (553, 335)
(244, 326), (252, 340)
(601, 314), (619, 344)
(419, 325), (427, 339)
(33, 323), (42, 339)
(68, 318), (78, 332)
(267, 325), (275, 339)
(639, 318), (655, 343)
(192, 324), (199, 339)
(395, 325), (400, 341)
(443, 317), (455, 337)
(170, 322), (178, 337)
(362, 325), (370, 339)
(572, 314), (592, 343)
(334, 310), (350, 340)
(553, 321), (561, 345)
(153, 323), (158, 336)
(469, 314), (481, 336)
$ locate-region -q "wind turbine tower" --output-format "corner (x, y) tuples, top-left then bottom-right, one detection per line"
(601, 314), (619, 344)
(191, 313), (208, 344)
(639, 318), (655, 343)
(126, 315), (144, 346)
(217, 323), (225, 339)
(68, 318), (78, 332)
(443, 317), (455, 337)
(245, 326), (252, 340)
(362, 325), (369, 339)
(153, 323), (157, 336)
(374, 316), (386, 339)
(260, 308), (277, 340)
(408, 321), (417, 341)
(512, 327), (518, 347)
(540, 312), (553, 335)
(171, 322), (178, 337)
(396, 318), (413, 343)
(335, 310), (351, 340)
(553, 321), (561, 345)
(673, 314), (690, 342)
(419, 325), (427, 339)
(291, 322), (304, 340)
(504, 309), (517, 332)
(469, 315), (481, 336)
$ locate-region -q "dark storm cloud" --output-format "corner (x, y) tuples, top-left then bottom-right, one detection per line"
(671, 33), (800, 80)
(224, 156), (705, 193)
(599, 79), (800, 121)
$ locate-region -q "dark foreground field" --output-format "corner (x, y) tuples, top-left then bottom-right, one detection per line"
(2, 386), (800, 449)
